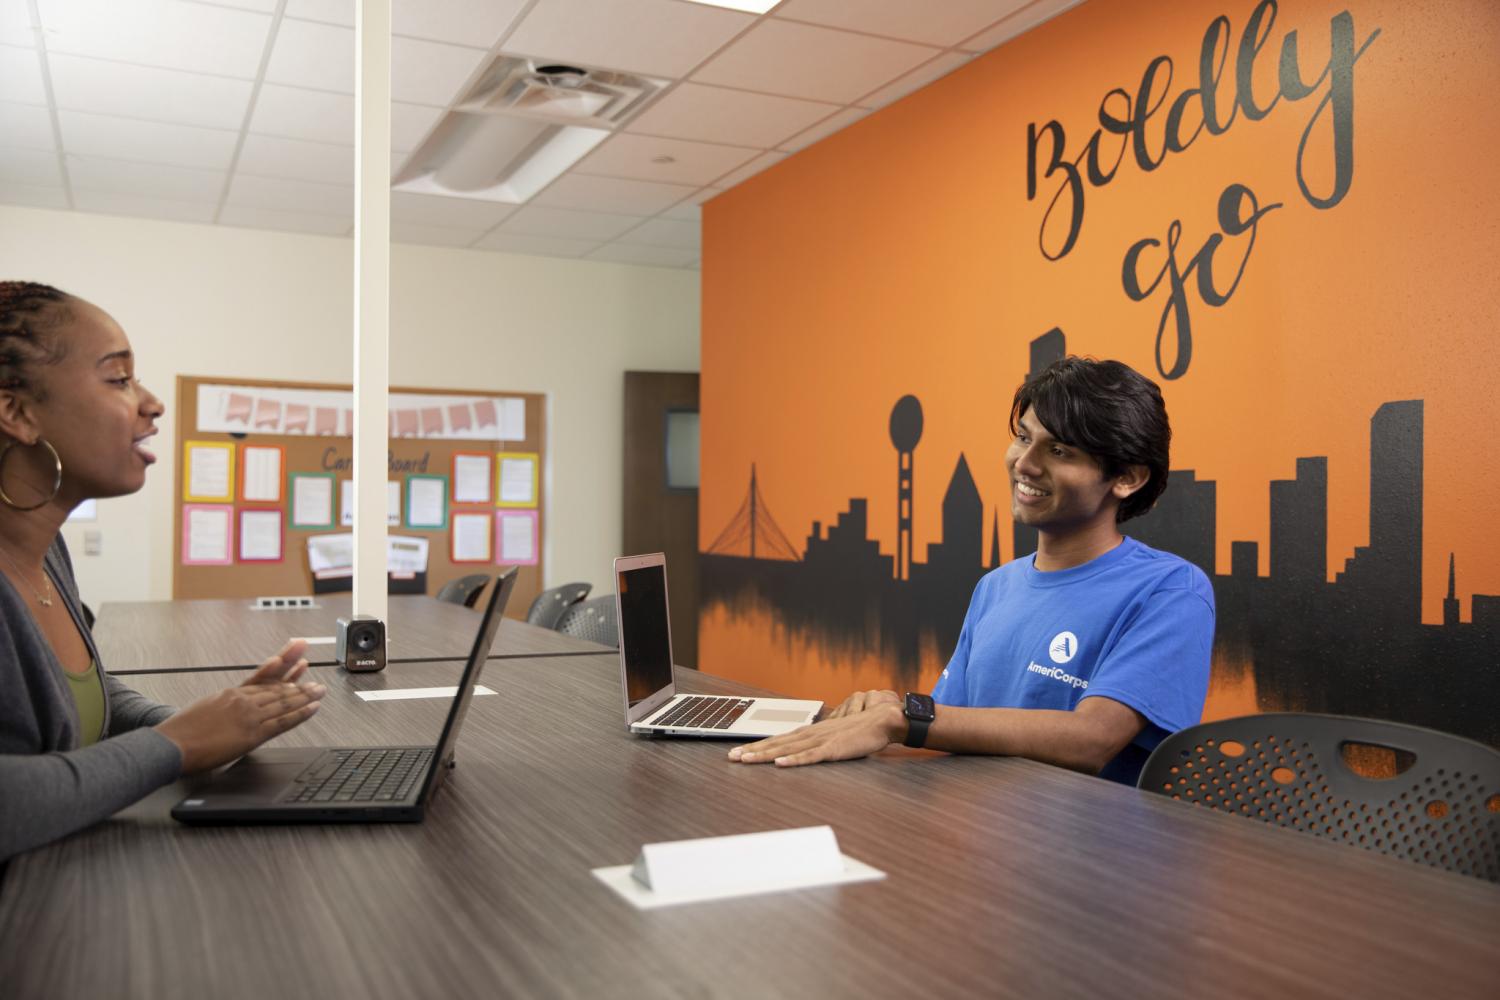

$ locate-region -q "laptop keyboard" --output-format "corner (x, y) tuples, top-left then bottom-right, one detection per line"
(283, 748), (432, 804)
(649, 695), (753, 730)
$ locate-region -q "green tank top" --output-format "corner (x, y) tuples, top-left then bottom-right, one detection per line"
(64, 660), (106, 748)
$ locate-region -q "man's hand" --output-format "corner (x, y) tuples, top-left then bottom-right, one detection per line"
(825, 689), (900, 720)
(728, 702), (907, 767)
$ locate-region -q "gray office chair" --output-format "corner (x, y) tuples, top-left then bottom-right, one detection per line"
(435, 574), (489, 608)
(554, 595), (617, 648)
(1139, 713), (1500, 882)
(525, 582), (591, 629)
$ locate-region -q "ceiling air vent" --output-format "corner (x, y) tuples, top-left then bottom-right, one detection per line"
(393, 57), (668, 206)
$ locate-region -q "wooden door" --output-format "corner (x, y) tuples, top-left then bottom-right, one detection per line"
(623, 371), (700, 667)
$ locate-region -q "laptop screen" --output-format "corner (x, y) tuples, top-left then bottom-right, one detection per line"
(617, 561), (674, 708)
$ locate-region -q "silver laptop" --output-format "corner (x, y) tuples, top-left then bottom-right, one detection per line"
(614, 553), (821, 738)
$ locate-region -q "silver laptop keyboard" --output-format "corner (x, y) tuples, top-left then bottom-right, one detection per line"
(651, 695), (754, 730)
(283, 748), (432, 803)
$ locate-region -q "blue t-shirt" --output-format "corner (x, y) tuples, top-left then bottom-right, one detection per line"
(931, 536), (1214, 784)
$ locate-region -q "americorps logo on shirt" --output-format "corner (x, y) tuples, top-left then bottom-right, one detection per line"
(1049, 631), (1079, 664)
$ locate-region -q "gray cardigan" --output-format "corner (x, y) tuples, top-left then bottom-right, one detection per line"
(1, 536), (181, 863)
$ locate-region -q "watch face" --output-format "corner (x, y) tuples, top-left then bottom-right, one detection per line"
(905, 693), (935, 722)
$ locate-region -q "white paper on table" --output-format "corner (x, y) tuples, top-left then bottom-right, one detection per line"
(241, 447), (282, 502)
(498, 456), (536, 505)
(292, 476), (333, 527)
(386, 480), (401, 526)
(499, 514), (534, 562)
(591, 826), (885, 911)
(406, 478), (446, 527)
(306, 533), (354, 573)
(238, 510), (282, 560)
(500, 398), (525, 441)
(452, 454), (492, 504)
(356, 685), (496, 702)
(387, 535), (429, 575)
(186, 445), (231, 499)
(186, 507), (231, 562)
(339, 479), (353, 526)
(451, 512), (491, 561)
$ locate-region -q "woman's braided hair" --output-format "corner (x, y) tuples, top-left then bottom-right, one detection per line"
(0, 281), (72, 399)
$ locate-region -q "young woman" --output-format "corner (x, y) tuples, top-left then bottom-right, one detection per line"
(0, 282), (326, 862)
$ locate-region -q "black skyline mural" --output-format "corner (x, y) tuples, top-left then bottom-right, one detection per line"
(701, 331), (1499, 748)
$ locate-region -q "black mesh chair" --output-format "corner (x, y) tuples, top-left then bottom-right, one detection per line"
(435, 573), (490, 608)
(525, 582), (591, 630)
(1139, 713), (1500, 882)
(554, 595), (617, 648)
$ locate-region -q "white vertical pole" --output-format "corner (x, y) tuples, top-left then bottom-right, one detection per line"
(353, 0), (390, 621)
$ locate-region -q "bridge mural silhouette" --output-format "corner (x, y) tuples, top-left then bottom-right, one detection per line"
(701, 330), (1500, 747)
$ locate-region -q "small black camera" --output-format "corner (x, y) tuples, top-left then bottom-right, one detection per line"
(335, 615), (386, 673)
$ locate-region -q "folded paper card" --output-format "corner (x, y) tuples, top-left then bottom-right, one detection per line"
(592, 825), (884, 910)
(356, 686), (496, 702)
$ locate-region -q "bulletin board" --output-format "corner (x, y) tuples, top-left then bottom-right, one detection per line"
(172, 375), (546, 616)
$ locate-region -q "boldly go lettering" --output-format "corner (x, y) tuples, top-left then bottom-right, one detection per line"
(1024, 1), (1380, 379)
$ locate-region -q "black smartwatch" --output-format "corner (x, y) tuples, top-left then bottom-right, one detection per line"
(902, 692), (936, 748)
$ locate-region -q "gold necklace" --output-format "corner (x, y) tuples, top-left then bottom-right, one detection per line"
(0, 544), (53, 607)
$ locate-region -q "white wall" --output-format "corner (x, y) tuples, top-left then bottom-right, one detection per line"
(0, 205), (700, 604)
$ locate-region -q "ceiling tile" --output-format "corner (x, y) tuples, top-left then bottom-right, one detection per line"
(777, 106), (868, 153)
(614, 217), (700, 250)
(585, 242), (697, 268)
(249, 85), (440, 151)
(774, 0), (1029, 48)
(59, 110), (239, 171)
(711, 149), (787, 189)
(498, 205), (644, 241)
(37, 0), (271, 78)
(391, 36), (490, 107)
(0, 180), (68, 209)
(0, 101), (55, 150)
(0, 6), (36, 47)
(657, 200), (700, 223)
(959, 0), (1084, 52)
(65, 154), (226, 202)
(473, 231), (601, 258)
(226, 172), (352, 216)
(504, 0), (753, 78)
(0, 146), (61, 186)
(391, 221), (483, 248)
(626, 82), (837, 148)
(265, 17), (351, 93)
(693, 19), (938, 104)
(531, 173), (699, 215)
(287, 0), (529, 47)
(185, 0), (280, 12)
(218, 203), (352, 236)
(391, 190), (515, 228)
(236, 133), (350, 184)
(0, 45), (46, 104)
(857, 51), (973, 109)
(49, 55), (254, 130)
(71, 188), (218, 223)
(573, 132), (759, 187)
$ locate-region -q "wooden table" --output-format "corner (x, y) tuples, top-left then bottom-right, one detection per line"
(93, 594), (606, 671)
(1, 654), (1494, 999)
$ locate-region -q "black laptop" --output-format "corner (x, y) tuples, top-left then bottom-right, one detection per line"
(172, 568), (516, 825)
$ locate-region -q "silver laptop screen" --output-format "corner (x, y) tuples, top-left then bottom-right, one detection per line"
(618, 562), (673, 709)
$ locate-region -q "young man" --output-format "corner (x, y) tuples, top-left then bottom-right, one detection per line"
(728, 357), (1214, 785)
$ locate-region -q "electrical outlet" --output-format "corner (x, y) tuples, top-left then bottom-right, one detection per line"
(83, 530), (102, 556)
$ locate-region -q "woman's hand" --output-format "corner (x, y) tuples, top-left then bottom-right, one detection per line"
(155, 640), (326, 774)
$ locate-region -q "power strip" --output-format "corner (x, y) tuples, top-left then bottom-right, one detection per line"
(252, 596), (318, 610)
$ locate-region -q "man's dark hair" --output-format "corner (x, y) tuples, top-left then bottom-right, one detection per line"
(0, 281), (73, 400)
(1008, 356), (1170, 523)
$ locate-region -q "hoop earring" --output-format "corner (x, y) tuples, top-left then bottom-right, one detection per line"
(0, 438), (63, 511)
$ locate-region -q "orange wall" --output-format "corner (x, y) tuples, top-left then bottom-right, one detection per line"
(699, 0), (1500, 707)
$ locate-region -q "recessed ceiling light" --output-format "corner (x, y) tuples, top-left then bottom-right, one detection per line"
(680, 0), (783, 14)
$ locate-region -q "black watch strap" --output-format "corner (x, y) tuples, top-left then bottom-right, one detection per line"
(902, 693), (935, 749)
